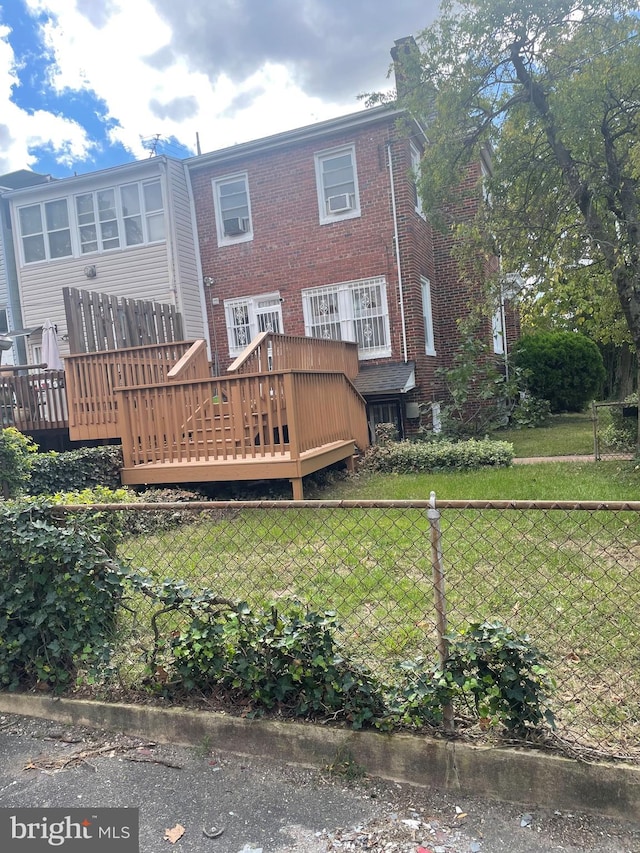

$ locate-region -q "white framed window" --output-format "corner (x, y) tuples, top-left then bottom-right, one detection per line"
(75, 179), (164, 255)
(410, 142), (425, 218)
(18, 199), (72, 263)
(421, 276), (435, 355)
(213, 173), (253, 246)
(224, 292), (282, 356)
(302, 276), (390, 360)
(18, 179), (165, 263)
(314, 145), (361, 224)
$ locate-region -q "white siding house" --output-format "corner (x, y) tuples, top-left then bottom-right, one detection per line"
(4, 157), (207, 363)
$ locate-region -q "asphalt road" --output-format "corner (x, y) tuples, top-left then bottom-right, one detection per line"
(0, 713), (638, 852)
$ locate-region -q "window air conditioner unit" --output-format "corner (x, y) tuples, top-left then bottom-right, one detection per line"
(223, 217), (248, 236)
(327, 193), (353, 214)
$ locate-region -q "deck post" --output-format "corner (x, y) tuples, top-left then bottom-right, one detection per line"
(291, 478), (304, 500)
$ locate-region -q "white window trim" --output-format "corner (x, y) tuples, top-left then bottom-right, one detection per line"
(314, 144), (361, 225)
(410, 142), (426, 219)
(17, 198), (73, 264)
(302, 276), (391, 360)
(421, 276), (436, 356)
(213, 172), (253, 247)
(223, 292), (282, 357)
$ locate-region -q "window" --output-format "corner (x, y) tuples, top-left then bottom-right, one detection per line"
(421, 276), (435, 355)
(315, 145), (360, 224)
(410, 142), (425, 218)
(18, 179), (165, 263)
(19, 200), (72, 263)
(302, 276), (390, 359)
(213, 173), (252, 246)
(0, 307), (9, 334)
(224, 293), (282, 356)
(76, 179), (164, 254)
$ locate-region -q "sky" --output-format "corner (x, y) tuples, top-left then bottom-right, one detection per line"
(0, 0), (439, 179)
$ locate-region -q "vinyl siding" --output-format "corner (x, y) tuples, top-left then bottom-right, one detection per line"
(165, 158), (204, 339)
(9, 156), (206, 360)
(18, 242), (172, 359)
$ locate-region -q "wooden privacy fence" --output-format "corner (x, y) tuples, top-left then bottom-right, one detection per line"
(63, 287), (184, 354)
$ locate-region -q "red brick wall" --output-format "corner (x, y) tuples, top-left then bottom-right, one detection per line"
(188, 115), (508, 432)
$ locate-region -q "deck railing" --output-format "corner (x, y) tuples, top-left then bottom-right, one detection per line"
(0, 368), (67, 432)
(118, 369), (368, 468)
(228, 332), (360, 379)
(64, 341), (199, 441)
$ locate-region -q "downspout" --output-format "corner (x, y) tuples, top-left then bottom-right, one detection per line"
(387, 142), (408, 363)
(160, 158), (178, 309)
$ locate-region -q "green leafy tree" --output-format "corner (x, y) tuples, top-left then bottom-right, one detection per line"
(396, 0), (640, 392)
(514, 331), (606, 411)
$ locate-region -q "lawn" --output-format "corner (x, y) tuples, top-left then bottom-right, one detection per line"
(318, 459), (640, 501)
(117, 454), (640, 757)
(489, 411), (597, 457)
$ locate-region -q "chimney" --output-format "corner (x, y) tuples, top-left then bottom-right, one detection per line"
(390, 36), (419, 100)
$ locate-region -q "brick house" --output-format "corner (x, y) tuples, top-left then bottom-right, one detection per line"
(186, 104), (517, 440)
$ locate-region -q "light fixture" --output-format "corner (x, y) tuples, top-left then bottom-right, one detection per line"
(83, 264), (97, 278)
(203, 276), (214, 287)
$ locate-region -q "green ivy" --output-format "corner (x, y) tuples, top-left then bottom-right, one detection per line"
(27, 445), (123, 495)
(0, 428), (37, 498)
(444, 621), (556, 732)
(0, 497), (127, 691)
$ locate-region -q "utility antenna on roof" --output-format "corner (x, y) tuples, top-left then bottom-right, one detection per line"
(143, 133), (162, 157)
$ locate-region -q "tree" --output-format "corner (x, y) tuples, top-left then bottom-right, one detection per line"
(396, 1), (640, 391)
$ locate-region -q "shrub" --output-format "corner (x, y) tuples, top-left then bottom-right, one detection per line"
(509, 395), (552, 429)
(0, 428), (37, 498)
(0, 497), (126, 691)
(361, 438), (513, 474)
(28, 445), (123, 495)
(513, 332), (605, 413)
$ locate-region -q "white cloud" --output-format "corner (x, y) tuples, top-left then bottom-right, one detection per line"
(3, 0), (438, 174)
(0, 23), (92, 173)
(23, 0), (366, 163)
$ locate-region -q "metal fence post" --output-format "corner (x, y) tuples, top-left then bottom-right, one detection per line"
(592, 400), (599, 461)
(427, 490), (454, 731)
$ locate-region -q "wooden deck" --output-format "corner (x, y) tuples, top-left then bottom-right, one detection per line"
(4, 332), (368, 498)
(117, 362), (368, 498)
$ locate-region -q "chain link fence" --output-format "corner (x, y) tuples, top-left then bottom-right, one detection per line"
(5, 499), (640, 763)
(593, 400), (638, 460)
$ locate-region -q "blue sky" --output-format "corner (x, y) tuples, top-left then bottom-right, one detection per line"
(0, 0), (438, 179)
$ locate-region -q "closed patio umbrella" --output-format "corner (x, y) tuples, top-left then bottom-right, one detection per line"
(42, 319), (63, 370)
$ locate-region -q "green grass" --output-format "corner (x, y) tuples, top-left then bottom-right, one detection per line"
(113, 422), (640, 756)
(321, 460), (640, 501)
(489, 412), (597, 457)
